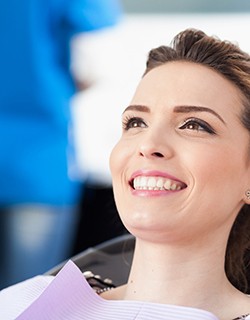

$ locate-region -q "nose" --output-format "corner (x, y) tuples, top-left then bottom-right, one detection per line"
(138, 130), (174, 160)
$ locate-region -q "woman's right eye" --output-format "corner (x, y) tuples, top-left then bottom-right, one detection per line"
(122, 116), (147, 131)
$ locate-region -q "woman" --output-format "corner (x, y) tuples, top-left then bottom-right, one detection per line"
(0, 28), (250, 320)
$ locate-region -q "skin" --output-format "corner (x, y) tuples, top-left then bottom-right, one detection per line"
(108, 61), (250, 319)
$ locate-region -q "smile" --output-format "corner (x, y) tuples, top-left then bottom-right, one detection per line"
(132, 176), (186, 191)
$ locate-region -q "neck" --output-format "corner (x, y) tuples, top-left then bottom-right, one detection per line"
(123, 236), (237, 316)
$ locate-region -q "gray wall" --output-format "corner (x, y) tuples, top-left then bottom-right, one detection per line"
(122, 0), (250, 13)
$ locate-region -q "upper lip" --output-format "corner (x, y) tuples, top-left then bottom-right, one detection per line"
(129, 170), (187, 190)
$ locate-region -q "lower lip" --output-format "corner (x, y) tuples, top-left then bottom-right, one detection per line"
(131, 188), (181, 197)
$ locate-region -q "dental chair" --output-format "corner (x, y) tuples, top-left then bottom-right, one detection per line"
(45, 233), (135, 286)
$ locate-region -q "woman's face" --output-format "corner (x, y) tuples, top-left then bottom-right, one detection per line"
(110, 61), (250, 243)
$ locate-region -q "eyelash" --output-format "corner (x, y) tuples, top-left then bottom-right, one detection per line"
(179, 118), (216, 134)
(122, 116), (146, 131)
(122, 116), (216, 135)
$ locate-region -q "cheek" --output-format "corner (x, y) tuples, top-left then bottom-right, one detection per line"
(109, 141), (131, 182)
(184, 144), (247, 203)
(109, 142), (123, 177)
(109, 141), (135, 215)
(183, 143), (238, 177)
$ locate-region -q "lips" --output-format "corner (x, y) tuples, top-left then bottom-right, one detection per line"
(130, 172), (187, 192)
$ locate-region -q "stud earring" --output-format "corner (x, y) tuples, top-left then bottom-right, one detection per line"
(245, 190), (250, 200)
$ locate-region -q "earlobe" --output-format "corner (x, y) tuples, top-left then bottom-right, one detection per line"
(244, 189), (250, 204)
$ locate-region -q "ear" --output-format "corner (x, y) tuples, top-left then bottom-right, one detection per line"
(243, 158), (250, 204)
(244, 189), (250, 204)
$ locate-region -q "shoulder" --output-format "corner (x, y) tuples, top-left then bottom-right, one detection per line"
(0, 275), (53, 319)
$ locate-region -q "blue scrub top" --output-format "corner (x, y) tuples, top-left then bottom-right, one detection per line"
(0, 0), (122, 205)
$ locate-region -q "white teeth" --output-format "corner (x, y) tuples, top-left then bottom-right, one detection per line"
(148, 177), (155, 188)
(156, 178), (164, 188)
(170, 183), (177, 191)
(164, 179), (171, 190)
(141, 176), (147, 187)
(133, 176), (183, 191)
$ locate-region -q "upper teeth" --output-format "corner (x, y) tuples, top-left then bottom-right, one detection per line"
(133, 176), (182, 191)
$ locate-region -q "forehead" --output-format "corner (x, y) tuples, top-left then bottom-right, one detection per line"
(131, 61), (242, 112)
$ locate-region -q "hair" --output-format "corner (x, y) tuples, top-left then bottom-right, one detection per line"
(143, 28), (250, 293)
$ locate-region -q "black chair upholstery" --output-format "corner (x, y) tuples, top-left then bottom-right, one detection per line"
(45, 234), (135, 286)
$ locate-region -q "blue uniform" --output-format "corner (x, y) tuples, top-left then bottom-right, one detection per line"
(0, 0), (121, 205)
(0, 0), (122, 288)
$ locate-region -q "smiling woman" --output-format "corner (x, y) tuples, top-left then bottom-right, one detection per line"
(109, 28), (250, 319)
(142, 30), (250, 294)
(1, 28), (250, 320)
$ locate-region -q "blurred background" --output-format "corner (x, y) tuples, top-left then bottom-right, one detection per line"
(0, 0), (250, 288)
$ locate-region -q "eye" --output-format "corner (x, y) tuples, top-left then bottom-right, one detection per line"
(179, 118), (216, 134)
(122, 116), (147, 131)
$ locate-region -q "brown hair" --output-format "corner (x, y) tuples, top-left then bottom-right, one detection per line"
(144, 28), (250, 293)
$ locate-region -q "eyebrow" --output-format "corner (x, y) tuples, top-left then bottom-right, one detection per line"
(123, 104), (225, 124)
(174, 105), (225, 124)
(123, 105), (150, 114)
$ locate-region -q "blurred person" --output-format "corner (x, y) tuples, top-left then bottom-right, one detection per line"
(0, 0), (122, 289)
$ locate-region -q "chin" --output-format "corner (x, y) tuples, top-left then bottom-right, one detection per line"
(122, 217), (172, 237)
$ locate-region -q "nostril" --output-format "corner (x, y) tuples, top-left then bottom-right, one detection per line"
(139, 150), (165, 158)
(152, 152), (164, 158)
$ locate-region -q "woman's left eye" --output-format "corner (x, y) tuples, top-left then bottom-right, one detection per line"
(179, 118), (216, 134)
